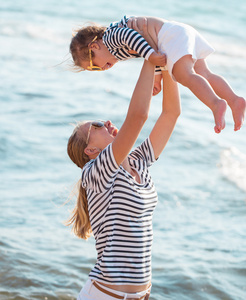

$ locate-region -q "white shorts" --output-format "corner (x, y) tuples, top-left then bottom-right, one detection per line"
(77, 279), (151, 300)
(158, 21), (215, 79)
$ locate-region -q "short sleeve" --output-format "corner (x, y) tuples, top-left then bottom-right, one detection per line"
(81, 144), (119, 193)
(130, 137), (156, 167)
(103, 26), (154, 60)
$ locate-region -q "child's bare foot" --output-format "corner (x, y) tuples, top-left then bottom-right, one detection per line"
(229, 97), (246, 131)
(213, 99), (227, 134)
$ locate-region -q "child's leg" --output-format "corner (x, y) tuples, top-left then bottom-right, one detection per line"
(194, 59), (246, 131)
(172, 55), (227, 133)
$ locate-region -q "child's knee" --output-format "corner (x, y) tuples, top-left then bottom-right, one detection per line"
(172, 68), (193, 87)
(194, 60), (213, 79)
(172, 56), (195, 85)
(196, 68), (213, 80)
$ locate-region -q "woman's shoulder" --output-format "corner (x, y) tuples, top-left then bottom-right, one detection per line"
(130, 137), (156, 166)
(82, 143), (118, 175)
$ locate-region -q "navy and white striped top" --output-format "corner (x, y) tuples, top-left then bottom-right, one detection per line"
(102, 16), (162, 74)
(81, 137), (158, 285)
(102, 16), (155, 61)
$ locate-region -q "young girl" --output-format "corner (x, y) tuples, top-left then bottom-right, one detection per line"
(69, 16), (245, 133)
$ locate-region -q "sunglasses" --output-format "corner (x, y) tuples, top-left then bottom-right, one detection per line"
(86, 121), (105, 144)
(87, 36), (103, 71)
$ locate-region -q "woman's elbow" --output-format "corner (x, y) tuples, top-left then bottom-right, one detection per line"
(142, 111), (149, 122)
(138, 113), (149, 126)
(176, 108), (181, 118)
(173, 104), (182, 118)
(131, 109), (149, 121)
(166, 107), (181, 119)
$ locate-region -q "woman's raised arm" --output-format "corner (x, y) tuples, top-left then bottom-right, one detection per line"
(149, 71), (181, 159)
(112, 60), (155, 165)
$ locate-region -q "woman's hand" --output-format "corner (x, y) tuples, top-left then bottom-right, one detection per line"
(149, 52), (167, 67)
(153, 74), (162, 96)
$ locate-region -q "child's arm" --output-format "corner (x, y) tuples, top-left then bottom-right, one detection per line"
(107, 24), (166, 67)
(126, 17), (166, 67)
(127, 17), (157, 51)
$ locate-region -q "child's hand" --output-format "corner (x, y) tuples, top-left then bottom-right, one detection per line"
(149, 52), (167, 67)
(153, 73), (162, 96)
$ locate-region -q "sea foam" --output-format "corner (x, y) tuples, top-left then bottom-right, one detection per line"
(219, 147), (246, 192)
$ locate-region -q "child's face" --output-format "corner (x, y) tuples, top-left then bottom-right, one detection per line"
(84, 40), (118, 71)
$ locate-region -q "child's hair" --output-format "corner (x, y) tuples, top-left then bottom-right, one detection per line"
(66, 122), (92, 240)
(70, 24), (106, 71)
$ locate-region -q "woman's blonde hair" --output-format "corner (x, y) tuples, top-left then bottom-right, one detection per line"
(70, 24), (106, 72)
(66, 122), (92, 240)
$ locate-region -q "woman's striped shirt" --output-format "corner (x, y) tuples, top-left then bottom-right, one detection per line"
(81, 137), (158, 285)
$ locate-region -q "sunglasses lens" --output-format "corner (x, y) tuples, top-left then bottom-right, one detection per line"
(92, 121), (104, 128)
(93, 66), (102, 70)
(87, 66), (102, 71)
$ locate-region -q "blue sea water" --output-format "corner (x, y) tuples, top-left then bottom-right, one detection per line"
(0, 0), (246, 299)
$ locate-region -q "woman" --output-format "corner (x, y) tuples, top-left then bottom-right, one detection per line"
(66, 57), (180, 300)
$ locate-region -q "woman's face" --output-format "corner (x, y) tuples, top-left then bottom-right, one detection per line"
(83, 120), (118, 148)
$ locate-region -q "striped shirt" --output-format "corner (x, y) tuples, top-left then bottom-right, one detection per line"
(103, 16), (162, 74)
(81, 137), (158, 285)
(102, 16), (155, 61)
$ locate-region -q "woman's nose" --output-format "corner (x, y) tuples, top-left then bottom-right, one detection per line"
(104, 120), (111, 127)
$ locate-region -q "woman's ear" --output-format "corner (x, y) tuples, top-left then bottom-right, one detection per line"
(84, 146), (101, 157)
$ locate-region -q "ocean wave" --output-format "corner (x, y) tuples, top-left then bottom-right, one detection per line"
(219, 147), (246, 192)
(0, 22), (66, 44)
